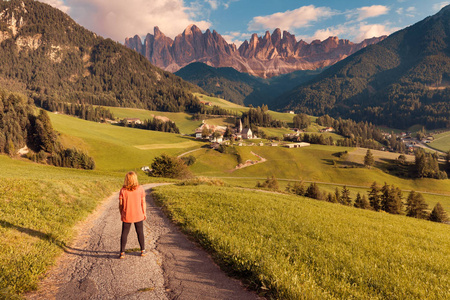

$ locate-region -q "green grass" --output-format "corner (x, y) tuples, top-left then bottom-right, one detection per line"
(152, 185), (450, 299)
(428, 131), (450, 152)
(105, 106), (202, 134)
(189, 145), (450, 209)
(0, 155), (122, 297)
(48, 113), (205, 172)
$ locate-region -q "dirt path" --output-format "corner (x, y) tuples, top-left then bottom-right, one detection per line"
(26, 183), (259, 300)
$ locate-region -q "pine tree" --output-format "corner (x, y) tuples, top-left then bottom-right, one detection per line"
(334, 187), (340, 203)
(354, 192), (363, 208)
(341, 185), (351, 206)
(364, 149), (374, 168)
(406, 191), (428, 219)
(368, 181), (381, 211)
(429, 203), (449, 223)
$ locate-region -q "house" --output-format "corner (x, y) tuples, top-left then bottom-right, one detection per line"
(284, 142), (311, 148)
(320, 127), (334, 133)
(241, 128), (253, 139)
(200, 101), (212, 106)
(123, 118), (142, 125)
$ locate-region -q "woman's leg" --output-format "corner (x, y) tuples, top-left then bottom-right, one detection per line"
(134, 221), (145, 250)
(120, 222), (132, 252)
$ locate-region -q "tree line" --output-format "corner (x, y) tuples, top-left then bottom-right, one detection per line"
(0, 88), (95, 169)
(241, 105), (286, 128)
(120, 118), (180, 134)
(284, 180), (449, 223)
(36, 97), (115, 122)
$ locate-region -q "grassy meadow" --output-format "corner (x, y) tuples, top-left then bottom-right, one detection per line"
(48, 112), (206, 172)
(152, 184), (450, 299)
(2, 97), (449, 299)
(429, 131), (450, 152)
(0, 155), (123, 297)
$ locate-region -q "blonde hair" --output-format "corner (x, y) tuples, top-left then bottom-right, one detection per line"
(123, 171), (139, 191)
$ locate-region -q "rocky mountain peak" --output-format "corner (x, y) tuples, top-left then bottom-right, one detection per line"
(125, 25), (386, 78)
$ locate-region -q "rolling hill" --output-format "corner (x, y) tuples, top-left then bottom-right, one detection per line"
(0, 0), (203, 112)
(277, 5), (450, 130)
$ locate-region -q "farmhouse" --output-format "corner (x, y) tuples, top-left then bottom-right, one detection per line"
(200, 101), (212, 106)
(320, 127), (334, 133)
(284, 142), (311, 148)
(122, 118), (142, 125)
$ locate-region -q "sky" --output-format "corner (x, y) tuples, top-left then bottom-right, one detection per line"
(40, 0), (450, 46)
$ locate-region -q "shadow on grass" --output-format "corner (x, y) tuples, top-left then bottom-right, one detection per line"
(0, 220), (116, 259)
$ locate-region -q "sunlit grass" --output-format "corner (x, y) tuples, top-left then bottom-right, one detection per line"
(152, 185), (450, 299)
(0, 155), (121, 297)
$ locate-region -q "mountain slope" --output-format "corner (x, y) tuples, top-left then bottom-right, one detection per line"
(0, 0), (203, 112)
(277, 6), (450, 129)
(175, 62), (321, 106)
(126, 25), (385, 78)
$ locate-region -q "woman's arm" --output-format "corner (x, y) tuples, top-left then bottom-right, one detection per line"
(141, 188), (147, 220)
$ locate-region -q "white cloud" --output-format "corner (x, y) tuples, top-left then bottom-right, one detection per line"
(39, 0), (70, 13)
(222, 31), (250, 47)
(205, 0), (219, 10)
(433, 2), (450, 11)
(64, 0), (211, 42)
(303, 22), (398, 43)
(349, 5), (390, 21)
(396, 6), (416, 17)
(248, 5), (336, 32)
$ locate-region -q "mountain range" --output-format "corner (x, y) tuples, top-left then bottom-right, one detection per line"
(275, 5), (450, 129)
(125, 26), (385, 78)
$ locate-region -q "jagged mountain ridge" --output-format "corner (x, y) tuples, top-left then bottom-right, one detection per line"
(125, 25), (385, 78)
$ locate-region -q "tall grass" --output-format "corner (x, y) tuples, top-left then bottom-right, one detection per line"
(0, 156), (121, 297)
(152, 185), (450, 299)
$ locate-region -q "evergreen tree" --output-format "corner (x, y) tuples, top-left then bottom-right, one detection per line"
(341, 185), (352, 206)
(364, 149), (375, 168)
(368, 181), (381, 211)
(305, 183), (322, 200)
(405, 191), (428, 219)
(334, 187), (340, 203)
(428, 203), (449, 223)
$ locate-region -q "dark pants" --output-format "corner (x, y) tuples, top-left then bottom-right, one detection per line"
(120, 220), (145, 252)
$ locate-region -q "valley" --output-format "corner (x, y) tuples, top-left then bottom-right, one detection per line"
(0, 1), (449, 299)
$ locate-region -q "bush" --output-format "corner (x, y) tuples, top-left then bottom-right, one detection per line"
(150, 154), (193, 179)
(181, 155), (196, 166)
(256, 176), (279, 191)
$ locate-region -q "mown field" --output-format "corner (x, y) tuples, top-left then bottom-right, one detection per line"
(48, 113), (205, 172)
(0, 156), (123, 298)
(152, 184), (450, 299)
(429, 131), (450, 152)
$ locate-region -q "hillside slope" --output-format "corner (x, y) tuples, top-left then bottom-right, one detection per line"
(277, 6), (450, 129)
(175, 62), (321, 106)
(0, 0), (203, 112)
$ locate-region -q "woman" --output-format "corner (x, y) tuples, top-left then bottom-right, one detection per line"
(119, 171), (147, 259)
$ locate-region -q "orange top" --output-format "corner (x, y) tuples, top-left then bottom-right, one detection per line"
(119, 185), (146, 223)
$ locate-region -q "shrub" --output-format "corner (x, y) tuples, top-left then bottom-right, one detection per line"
(256, 176), (279, 191)
(150, 154), (193, 179)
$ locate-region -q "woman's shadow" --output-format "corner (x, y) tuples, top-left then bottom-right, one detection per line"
(0, 219), (116, 259)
